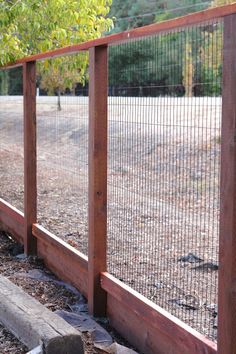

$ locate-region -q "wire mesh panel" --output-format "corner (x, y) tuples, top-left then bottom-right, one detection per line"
(0, 68), (24, 211)
(36, 55), (89, 255)
(107, 20), (222, 341)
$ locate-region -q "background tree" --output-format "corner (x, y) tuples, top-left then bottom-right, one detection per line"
(108, 0), (158, 33)
(0, 0), (112, 104)
(108, 0), (212, 97)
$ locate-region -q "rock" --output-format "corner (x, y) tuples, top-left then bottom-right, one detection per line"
(10, 243), (24, 256)
(15, 253), (27, 260)
(206, 303), (218, 316)
(192, 262), (219, 271)
(213, 316), (218, 329)
(153, 281), (164, 289)
(55, 310), (113, 347)
(191, 172), (202, 180)
(168, 294), (200, 310)
(178, 253), (203, 263)
(101, 342), (138, 353)
(68, 303), (88, 313)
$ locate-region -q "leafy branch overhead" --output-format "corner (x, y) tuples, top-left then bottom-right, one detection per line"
(0, 0), (112, 97)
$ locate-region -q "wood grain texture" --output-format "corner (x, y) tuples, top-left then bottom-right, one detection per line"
(0, 3), (235, 69)
(32, 224), (88, 298)
(88, 45), (108, 316)
(0, 199), (24, 244)
(23, 61), (37, 255)
(218, 13), (236, 354)
(0, 275), (84, 353)
(101, 272), (217, 354)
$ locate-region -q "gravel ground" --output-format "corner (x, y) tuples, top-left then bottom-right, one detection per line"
(0, 324), (27, 354)
(0, 96), (221, 341)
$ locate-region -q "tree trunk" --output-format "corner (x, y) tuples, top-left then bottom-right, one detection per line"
(183, 41), (194, 97)
(0, 71), (9, 95)
(57, 89), (62, 111)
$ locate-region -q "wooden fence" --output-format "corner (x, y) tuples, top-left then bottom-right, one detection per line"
(1, 4), (236, 354)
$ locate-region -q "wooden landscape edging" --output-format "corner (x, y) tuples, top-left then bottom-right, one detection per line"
(0, 275), (84, 354)
(101, 272), (217, 354)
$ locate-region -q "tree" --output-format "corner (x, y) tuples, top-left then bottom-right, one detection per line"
(108, 0), (212, 97)
(108, 0), (157, 33)
(0, 0), (112, 104)
(183, 40), (194, 97)
(0, 71), (9, 95)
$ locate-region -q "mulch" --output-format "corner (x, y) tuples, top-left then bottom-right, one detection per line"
(0, 230), (135, 354)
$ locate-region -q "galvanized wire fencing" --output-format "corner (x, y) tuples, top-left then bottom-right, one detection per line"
(36, 56), (89, 255)
(0, 68), (24, 212)
(107, 20), (222, 341)
(2, 5), (236, 353)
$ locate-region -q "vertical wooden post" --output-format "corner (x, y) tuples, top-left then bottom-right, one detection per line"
(218, 14), (236, 354)
(88, 45), (108, 316)
(23, 61), (37, 255)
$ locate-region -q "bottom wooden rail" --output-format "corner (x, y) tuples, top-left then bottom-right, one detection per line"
(32, 224), (88, 298)
(0, 201), (89, 298)
(101, 272), (217, 354)
(0, 198), (24, 244)
(0, 200), (218, 354)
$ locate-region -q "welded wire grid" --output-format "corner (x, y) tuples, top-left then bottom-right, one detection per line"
(107, 20), (222, 341)
(0, 67), (24, 212)
(36, 56), (89, 255)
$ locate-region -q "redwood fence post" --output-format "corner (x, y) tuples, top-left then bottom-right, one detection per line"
(23, 61), (37, 255)
(218, 14), (236, 354)
(88, 45), (108, 316)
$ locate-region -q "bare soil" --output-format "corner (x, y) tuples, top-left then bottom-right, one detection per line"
(0, 96), (221, 342)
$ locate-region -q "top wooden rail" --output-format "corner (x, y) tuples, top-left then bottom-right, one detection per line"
(2, 3), (236, 70)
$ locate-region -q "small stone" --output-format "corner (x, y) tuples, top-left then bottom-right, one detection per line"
(154, 281), (164, 289)
(178, 253), (203, 263)
(206, 303), (218, 317)
(15, 253), (27, 260)
(168, 294), (200, 310)
(213, 316), (218, 329)
(192, 262), (219, 271)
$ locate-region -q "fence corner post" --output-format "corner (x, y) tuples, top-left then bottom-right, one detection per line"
(23, 61), (37, 256)
(218, 13), (236, 354)
(88, 45), (108, 317)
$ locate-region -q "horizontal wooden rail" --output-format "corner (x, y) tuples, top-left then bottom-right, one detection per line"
(0, 199), (24, 244)
(32, 224), (88, 297)
(2, 3), (236, 69)
(101, 272), (217, 354)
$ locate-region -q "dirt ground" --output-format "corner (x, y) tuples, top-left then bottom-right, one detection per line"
(0, 96), (221, 341)
(0, 231), (137, 354)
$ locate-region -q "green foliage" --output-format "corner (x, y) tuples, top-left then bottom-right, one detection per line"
(109, 32), (185, 96)
(0, 0), (112, 97)
(0, 68), (23, 95)
(108, 0), (222, 97)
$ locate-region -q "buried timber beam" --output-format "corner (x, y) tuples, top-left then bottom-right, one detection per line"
(0, 275), (84, 354)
